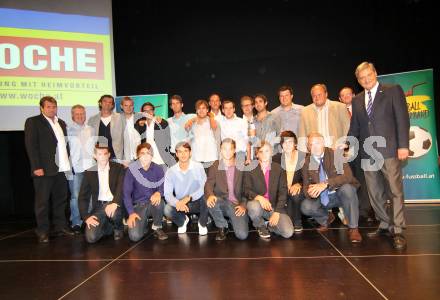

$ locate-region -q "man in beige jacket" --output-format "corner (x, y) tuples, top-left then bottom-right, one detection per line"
(297, 84), (350, 152)
(298, 84), (351, 226)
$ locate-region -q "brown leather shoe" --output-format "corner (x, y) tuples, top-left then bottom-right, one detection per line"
(393, 234), (407, 250)
(348, 228), (362, 243)
(316, 212), (336, 232)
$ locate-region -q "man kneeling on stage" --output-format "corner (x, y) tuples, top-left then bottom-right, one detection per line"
(301, 132), (362, 243)
(79, 146), (126, 243)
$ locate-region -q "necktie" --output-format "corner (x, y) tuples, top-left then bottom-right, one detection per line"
(319, 158), (329, 206)
(366, 90), (373, 118)
(347, 107), (352, 118)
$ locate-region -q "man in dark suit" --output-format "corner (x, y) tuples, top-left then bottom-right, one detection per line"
(205, 138), (249, 241)
(348, 61), (410, 250)
(135, 102), (174, 168)
(24, 96), (74, 243)
(301, 132), (362, 243)
(78, 146), (126, 243)
(244, 141), (294, 239)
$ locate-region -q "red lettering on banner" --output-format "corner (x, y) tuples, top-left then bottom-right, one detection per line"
(0, 36), (104, 79)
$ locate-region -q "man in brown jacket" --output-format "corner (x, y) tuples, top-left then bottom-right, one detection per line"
(301, 132), (362, 243)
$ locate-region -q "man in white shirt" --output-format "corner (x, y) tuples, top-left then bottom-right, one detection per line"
(24, 96), (74, 243)
(134, 102), (174, 167)
(219, 100), (250, 165)
(67, 105), (96, 233)
(167, 94), (195, 155)
(209, 93), (223, 121)
(120, 96), (142, 164)
(78, 146), (126, 243)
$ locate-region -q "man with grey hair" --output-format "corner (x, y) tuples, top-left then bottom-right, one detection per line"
(67, 104), (96, 233)
(301, 132), (362, 243)
(348, 61), (410, 250)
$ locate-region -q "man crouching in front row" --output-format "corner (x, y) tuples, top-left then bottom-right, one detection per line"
(79, 146), (125, 243)
(301, 132), (362, 243)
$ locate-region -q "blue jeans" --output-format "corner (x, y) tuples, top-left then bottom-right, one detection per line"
(208, 198), (249, 240)
(247, 200), (294, 238)
(164, 196), (208, 227)
(68, 172), (84, 227)
(301, 183), (359, 228)
(85, 201), (123, 243)
(128, 200), (165, 242)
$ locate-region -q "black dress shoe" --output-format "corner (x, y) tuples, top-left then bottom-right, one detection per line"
(367, 228), (391, 238)
(215, 227), (229, 241)
(114, 229), (124, 240)
(38, 233), (49, 243)
(393, 234), (407, 250)
(53, 227), (75, 237)
(71, 225), (82, 235)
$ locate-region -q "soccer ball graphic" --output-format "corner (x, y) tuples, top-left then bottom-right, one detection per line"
(408, 126), (432, 158)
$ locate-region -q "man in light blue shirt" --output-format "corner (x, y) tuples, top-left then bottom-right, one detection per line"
(271, 85), (303, 135)
(167, 95), (195, 154)
(164, 142), (208, 235)
(67, 104), (96, 233)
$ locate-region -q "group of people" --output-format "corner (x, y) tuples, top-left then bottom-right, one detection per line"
(24, 61), (410, 250)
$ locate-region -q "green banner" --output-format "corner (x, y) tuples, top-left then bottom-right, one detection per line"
(115, 94), (168, 118)
(378, 69), (440, 203)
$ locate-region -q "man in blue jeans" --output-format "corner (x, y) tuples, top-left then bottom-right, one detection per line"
(123, 143), (168, 241)
(67, 104), (96, 234)
(301, 132), (362, 243)
(206, 138), (249, 241)
(164, 142), (208, 235)
(244, 141), (294, 239)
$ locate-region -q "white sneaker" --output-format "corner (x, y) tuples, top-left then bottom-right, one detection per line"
(198, 222), (208, 236)
(178, 216), (190, 234)
(338, 207), (349, 226)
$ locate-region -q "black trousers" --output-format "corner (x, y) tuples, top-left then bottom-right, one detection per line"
(32, 172), (69, 235)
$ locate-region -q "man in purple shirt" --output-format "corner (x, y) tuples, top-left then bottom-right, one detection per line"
(245, 141), (294, 239)
(206, 138), (249, 241)
(123, 143), (168, 241)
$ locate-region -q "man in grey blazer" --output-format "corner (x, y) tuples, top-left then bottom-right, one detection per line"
(348, 62), (410, 250)
(205, 138), (249, 241)
(88, 95), (124, 160)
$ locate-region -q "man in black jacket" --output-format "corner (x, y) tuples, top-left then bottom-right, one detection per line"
(78, 146), (125, 243)
(24, 96), (74, 243)
(135, 102), (174, 168)
(244, 141), (293, 239)
(205, 138), (249, 241)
